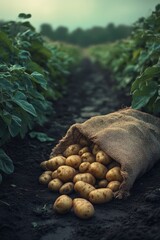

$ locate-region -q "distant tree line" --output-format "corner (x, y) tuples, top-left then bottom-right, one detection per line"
(40, 23), (132, 47)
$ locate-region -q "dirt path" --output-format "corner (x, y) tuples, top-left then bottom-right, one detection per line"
(0, 59), (160, 240)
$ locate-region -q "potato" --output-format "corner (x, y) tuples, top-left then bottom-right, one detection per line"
(74, 181), (95, 199)
(39, 173), (52, 184)
(107, 161), (120, 170)
(92, 144), (100, 155)
(46, 156), (66, 171)
(73, 173), (96, 185)
(106, 167), (123, 182)
(66, 155), (82, 169)
(63, 144), (81, 157)
(73, 198), (95, 219)
(89, 162), (108, 179)
(57, 166), (76, 182)
(81, 152), (95, 163)
(51, 170), (58, 179)
(107, 181), (121, 192)
(79, 136), (90, 147)
(59, 182), (74, 195)
(40, 161), (48, 170)
(53, 195), (73, 214)
(97, 179), (108, 188)
(43, 170), (52, 175)
(79, 147), (90, 156)
(79, 162), (90, 173)
(48, 178), (63, 191)
(89, 188), (113, 204)
(96, 151), (112, 165)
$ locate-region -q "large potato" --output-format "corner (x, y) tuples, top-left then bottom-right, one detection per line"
(48, 178), (63, 191)
(89, 188), (113, 204)
(107, 181), (121, 192)
(73, 198), (95, 219)
(63, 144), (81, 157)
(39, 174), (52, 185)
(106, 167), (123, 182)
(46, 156), (66, 171)
(57, 166), (76, 182)
(59, 182), (74, 195)
(66, 155), (81, 169)
(74, 181), (95, 199)
(81, 152), (95, 163)
(92, 144), (100, 155)
(89, 162), (108, 179)
(79, 162), (90, 173)
(53, 195), (73, 214)
(79, 147), (90, 156)
(96, 151), (112, 165)
(73, 173), (96, 185)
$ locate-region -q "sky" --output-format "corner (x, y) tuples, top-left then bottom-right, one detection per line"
(0, 0), (159, 31)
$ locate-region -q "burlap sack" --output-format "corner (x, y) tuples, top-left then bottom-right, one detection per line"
(50, 108), (160, 198)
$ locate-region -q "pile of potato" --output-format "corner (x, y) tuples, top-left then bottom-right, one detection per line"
(39, 136), (123, 219)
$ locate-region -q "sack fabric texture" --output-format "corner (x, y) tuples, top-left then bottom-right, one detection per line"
(50, 108), (160, 198)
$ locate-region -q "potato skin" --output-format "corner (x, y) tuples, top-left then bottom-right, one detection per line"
(92, 144), (100, 155)
(48, 178), (63, 191)
(79, 147), (90, 156)
(51, 170), (58, 179)
(74, 181), (95, 199)
(39, 173), (52, 184)
(53, 195), (73, 214)
(79, 162), (90, 173)
(66, 155), (82, 169)
(96, 151), (112, 165)
(89, 162), (108, 179)
(40, 161), (48, 170)
(106, 167), (123, 182)
(73, 173), (96, 185)
(73, 198), (95, 219)
(57, 166), (76, 182)
(97, 179), (108, 188)
(107, 181), (121, 192)
(59, 182), (74, 195)
(46, 156), (66, 171)
(63, 144), (81, 157)
(81, 152), (95, 163)
(89, 188), (113, 204)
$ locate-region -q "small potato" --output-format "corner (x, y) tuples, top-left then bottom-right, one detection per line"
(107, 161), (120, 170)
(79, 136), (90, 147)
(89, 188), (113, 204)
(40, 161), (48, 170)
(63, 144), (81, 157)
(43, 170), (52, 175)
(106, 167), (123, 182)
(92, 144), (100, 155)
(73, 198), (95, 219)
(89, 162), (108, 179)
(46, 156), (66, 171)
(79, 162), (90, 173)
(39, 173), (52, 184)
(48, 178), (63, 191)
(66, 155), (82, 169)
(53, 195), (73, 214)
(57, 166), (76, 182)
(96, 151), (112, 165)
(51, 170), (58, 179)
(107, 181), (121, 192)
(81, 152), (95, 163)
(74, 181), (95, 199)
(59, 182), (74, 195)
(73, 173), (96, 186)
(79, 147), (90, 156)
(97, 179), (108, 188)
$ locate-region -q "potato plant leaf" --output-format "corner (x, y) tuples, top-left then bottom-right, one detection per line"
(0, 149), (14, 174)
(29, 131), (54, 142)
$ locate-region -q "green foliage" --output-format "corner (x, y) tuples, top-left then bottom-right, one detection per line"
(29, 131), (54, 142)
(0, 15), (75, 180)
(88, 4), (160, 115)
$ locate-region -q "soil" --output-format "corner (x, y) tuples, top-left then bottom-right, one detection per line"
(1, 59), (160, 240)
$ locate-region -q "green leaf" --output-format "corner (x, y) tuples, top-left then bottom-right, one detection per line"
(31, 72), (47, 90)
(0, 149), (14, 174)
(29, 131), (54, 142)
(8, 115), (22, 137)
(13, 91), (27, 100)
(13, 99), (37, 117)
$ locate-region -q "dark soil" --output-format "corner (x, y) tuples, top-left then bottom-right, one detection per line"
(1, 59), (160, 240)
